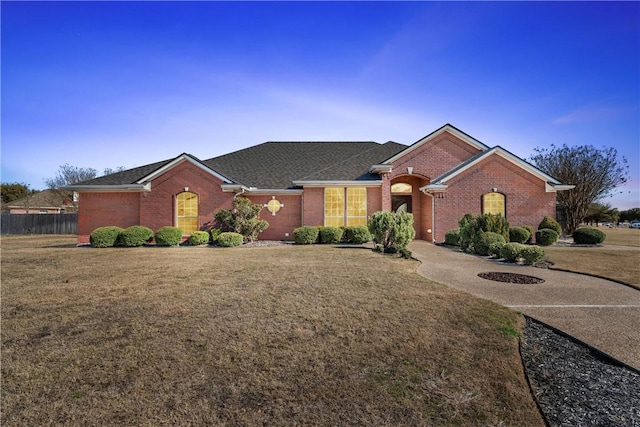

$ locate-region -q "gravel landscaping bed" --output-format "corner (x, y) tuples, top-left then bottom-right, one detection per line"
(521, 317), (640, 427)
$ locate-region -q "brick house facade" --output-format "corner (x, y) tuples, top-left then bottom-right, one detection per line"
(68, 124), (572, 244)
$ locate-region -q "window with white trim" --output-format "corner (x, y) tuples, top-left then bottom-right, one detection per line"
(176, 191), (198, 233)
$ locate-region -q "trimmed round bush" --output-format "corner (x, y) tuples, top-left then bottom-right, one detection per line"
(118, 225), (153, 247)
(90, 226), (124, 248)
(444, 228), (461, 246)
(294, 226), (320, 245)
(501, 242), (525, 262)
(538, 215), (562, 235)
(475, 232), (506, 256)
(535, 228), (559, 246)
(319, 226), (344, 244)
(217, 232), (243, 247)
(572, 227), (606, 245)
(509, 227), (531, 244)
(343, 225), (372, 244)
(520, 245), (545, 265)
(187, 231), (210, 246)
(155, 226), (183, 246)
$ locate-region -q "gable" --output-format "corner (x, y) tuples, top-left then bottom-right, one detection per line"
(421, 146), (573, 193)
(382, 124), (489, 165)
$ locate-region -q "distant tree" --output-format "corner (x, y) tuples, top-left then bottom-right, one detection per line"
(45, 164), (125, 208)
(1, 182), (33, 204)
(619, 208), (640, 222)
(102, 166), (127, 176)
(583, 203), (619, 226)
(529, 144), (628, 235)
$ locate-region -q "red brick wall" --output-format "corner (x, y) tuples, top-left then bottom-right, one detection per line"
(432, 155), (557, 242)
(139, 160), (233, 233)
(302, 187), (324, 226)
(245, 195), (302, 241)
(77, 192), (141, 243)
(390, 133), (481, 182)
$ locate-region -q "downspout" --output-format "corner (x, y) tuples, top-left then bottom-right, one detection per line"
(424, 192), (435, 243)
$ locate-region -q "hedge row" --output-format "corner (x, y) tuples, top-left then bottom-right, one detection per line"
(293, 225), (372, 245)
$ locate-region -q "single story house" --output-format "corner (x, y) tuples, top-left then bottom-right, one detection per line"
(4, 189), (77, 214)
(67, 124), (573, 244)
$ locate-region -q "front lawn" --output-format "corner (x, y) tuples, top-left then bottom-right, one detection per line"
(1, 235), (543, 426)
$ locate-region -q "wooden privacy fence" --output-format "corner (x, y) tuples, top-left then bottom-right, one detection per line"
(1, 213), (78, 235)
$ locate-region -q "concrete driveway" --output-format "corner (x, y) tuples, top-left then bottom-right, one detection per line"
(409, 240), (640, 369)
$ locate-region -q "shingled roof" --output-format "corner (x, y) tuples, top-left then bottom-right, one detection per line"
(76, 140), (407, 190)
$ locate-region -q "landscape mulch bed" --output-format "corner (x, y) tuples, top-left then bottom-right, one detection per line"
(478, 272), (545, 284)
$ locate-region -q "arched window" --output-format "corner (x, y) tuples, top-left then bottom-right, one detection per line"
(482, 192), (505, 217)
(391, 183), (412, 193)
(176, 191), (198, 233)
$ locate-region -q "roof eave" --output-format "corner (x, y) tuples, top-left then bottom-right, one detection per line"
(369, 164), (393, 174)
(63, 183), (152, 192)
(292, 180), (383, 187)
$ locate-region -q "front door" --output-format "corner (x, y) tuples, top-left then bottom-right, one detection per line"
(392, 195), (412, 213)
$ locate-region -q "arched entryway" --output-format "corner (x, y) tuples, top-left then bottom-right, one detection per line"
(390, 176), (432, 240)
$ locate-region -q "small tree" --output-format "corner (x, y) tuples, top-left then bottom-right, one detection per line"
(368, 211), (415, 255)
(529, 144), (628, 234)
(214, 197), (269, 242)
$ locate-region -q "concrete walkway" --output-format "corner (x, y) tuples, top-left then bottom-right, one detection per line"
(408, 240), (640, 369)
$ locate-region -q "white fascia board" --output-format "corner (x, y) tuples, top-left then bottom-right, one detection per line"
(221, 184), (250, 193)
(420, 184), (448, 193)
(64, 183), (152, 192)
(369, 164), (393, 174)
(136, 155), (233, 184)
(382, 124), (489, 165)
(545, 184), (575, 192)
(292, 180), (382, 187)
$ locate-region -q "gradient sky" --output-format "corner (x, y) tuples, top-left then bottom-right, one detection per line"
(2, 1), (639, 209)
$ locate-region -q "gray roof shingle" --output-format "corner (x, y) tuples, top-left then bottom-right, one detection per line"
(78, 141), (407, 189)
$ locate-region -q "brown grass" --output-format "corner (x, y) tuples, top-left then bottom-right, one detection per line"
(1, 235), (543, 426)
(544, 227), (640, 286)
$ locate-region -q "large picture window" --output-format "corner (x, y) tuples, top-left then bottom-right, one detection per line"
(482, 192), (505, 217)
(176, 191), (198, 233)
(324, 187), (367, 227)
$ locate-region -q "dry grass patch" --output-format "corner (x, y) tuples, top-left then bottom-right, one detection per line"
(2, 235), (542, 426)
(544, 228), (640, 286)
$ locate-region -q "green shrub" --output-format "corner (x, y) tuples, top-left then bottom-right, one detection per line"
(523, 225), (535, 243)
(368, 211), (415, 253)
(398, 248), (413, 259)
(294, 226), (320, 245)
(475, 232), (506, 256)
(342, 225), (372, 244)
(444, 228), (461, 246)
(572, 227), (606, 245)
(214, 197), (268, 242)
(458, 213), (510, 253)
(319, 226), (344, 244)
(501, 242), (525, 262)
(488, 241), (505, 258)
(535, 228), (559, 246)
(118, 225), (153, 247)
(155, 226), (183, 246)
(538, 215), (562, 235)
(217, 232), (243, 247)
(520, 246), (545, 265)
(209, 228), (222, 244)
(187, 231), (210, 246)
(90, 226), (124, 248)
(509, 227), (531, 244)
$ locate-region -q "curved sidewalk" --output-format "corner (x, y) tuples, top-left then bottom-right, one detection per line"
(409, 240), (640, 369)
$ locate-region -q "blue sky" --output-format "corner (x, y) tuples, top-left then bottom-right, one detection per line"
(2, 1), (639, 209)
